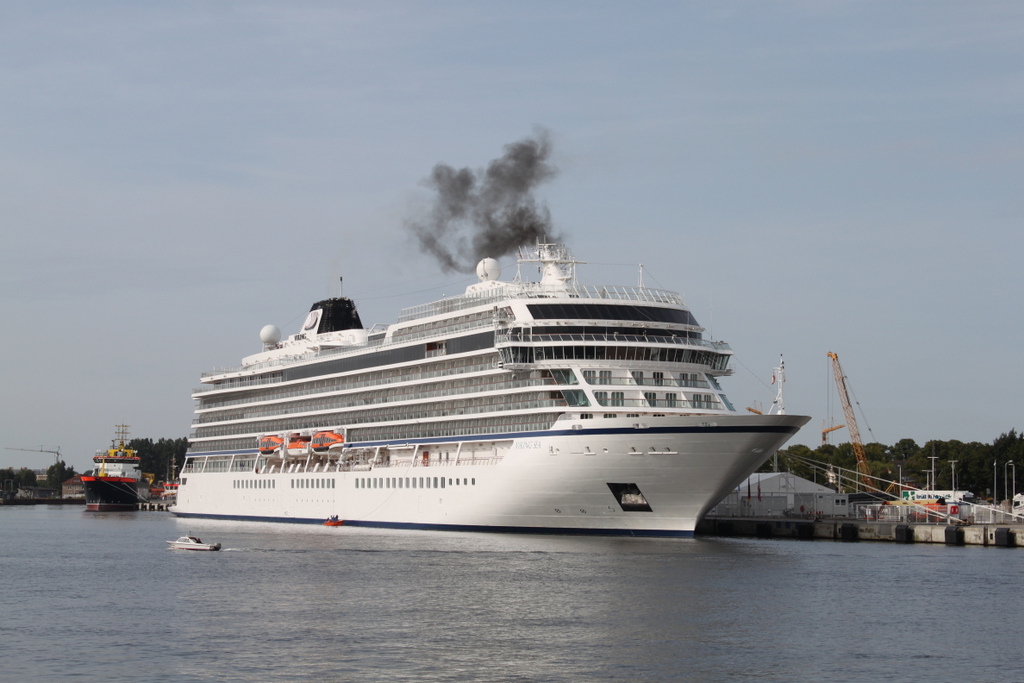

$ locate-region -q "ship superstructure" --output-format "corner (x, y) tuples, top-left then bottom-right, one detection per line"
(172, 244), (809, 535)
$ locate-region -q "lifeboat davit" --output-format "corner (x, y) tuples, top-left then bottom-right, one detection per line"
(311, 430), (345, 452)
(258, 435), (284, 455)
(286, 435), (311, 456)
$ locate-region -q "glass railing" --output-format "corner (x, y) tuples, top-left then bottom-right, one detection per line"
(495, 331), (730, 352)
(200, 283), (694, 381)
(199, 285), (705, 382)
(580, 376), (711, 388)
(592, 397), (725, 410)
(398, 282), (683, 322)
(192, 378), (565, 425)
(199, 321), (497, 383)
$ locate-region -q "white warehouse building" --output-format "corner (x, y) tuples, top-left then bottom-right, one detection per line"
(705, 472), (847, 519)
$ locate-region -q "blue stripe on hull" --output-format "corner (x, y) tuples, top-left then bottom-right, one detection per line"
(170, 511), (694, 538)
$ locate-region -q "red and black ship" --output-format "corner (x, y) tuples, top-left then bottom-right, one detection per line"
(81, 425), (146, 511)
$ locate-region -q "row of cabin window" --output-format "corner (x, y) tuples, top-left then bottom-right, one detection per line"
(234, 479), (276, 489)
(592, 391), (717, 406)
(502, 345), (729, 369)
(190, 409), (558, 455)
(195, 392), (557, 439)
(355, 477), (475, 490)
(290, 478), (336, 489)
(232, 476), (476, 491)
(579, 413), (642, 419)
(201, 356), (493, 411)
(199, 370), (525, 425)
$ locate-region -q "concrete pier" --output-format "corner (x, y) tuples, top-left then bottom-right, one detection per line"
(137, 500), (171, 511)
(697, 517), (1022, 547)
(0, 497), (85, 506)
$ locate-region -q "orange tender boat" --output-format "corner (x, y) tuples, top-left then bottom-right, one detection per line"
(311, 430), (344, 452)
(258, 435), (284, 455)
(286, 435), (311, 455)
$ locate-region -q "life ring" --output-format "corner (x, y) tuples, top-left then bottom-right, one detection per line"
(949, 504), (959, 514)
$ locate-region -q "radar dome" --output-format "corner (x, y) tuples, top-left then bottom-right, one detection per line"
(260, 324), (282, 345)
(476, 258), (501, 282)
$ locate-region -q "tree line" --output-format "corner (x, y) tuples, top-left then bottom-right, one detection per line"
(770, 429), (1024, 502)
(1, 437), (189, 495)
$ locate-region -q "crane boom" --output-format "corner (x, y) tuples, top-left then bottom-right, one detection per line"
(827, 352), (873, 491)
(821, 423), (845, 446)
(5, 446), (62, 465)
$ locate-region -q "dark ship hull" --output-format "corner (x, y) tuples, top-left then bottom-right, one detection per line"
(82, 477), (141, 511)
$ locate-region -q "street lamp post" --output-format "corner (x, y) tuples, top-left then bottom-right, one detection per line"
(1005, 461), (1013, 503)
(1011, 462), (1017, 501)
(994, 460), (998, 504)
(950, 460), (957, 494)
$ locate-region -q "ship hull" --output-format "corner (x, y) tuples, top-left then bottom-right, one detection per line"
(82, 477), (141, 511)
(172, 414), (809, 536)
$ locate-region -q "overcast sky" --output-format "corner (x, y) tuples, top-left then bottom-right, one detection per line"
(3, 2), (1022, 472)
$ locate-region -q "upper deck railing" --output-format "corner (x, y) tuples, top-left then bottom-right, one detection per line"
(198, 283), (688, 385)
(197, 318), (495, 385)
(494, 331), (731, 352)
(396, 283), (684, 322)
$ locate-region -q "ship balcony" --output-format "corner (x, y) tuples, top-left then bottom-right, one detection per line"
(189, 398), (574, 438)
(495, 331), (731, 352)
(591, 396), (725, 411)
(579, 376), (712, 388)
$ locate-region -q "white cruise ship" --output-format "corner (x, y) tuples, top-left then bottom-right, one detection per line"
(172, 244), (809, 536)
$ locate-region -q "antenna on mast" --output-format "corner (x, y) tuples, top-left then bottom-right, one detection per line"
(768, 355), (786, 415)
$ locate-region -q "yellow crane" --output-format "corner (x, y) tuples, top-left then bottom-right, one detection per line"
(827, 352), (874, 492)
(821, 423), (845, 446)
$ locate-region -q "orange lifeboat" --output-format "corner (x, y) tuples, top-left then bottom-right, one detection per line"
(286, 435), (311, 455)
(311, 430), (345, 452)
(258, 435), (284, 455)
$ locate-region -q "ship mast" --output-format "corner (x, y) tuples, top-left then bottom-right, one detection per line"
(768, 356), (786, 415)
(517, 242), (583, 287)
(111, 424), (134, 457)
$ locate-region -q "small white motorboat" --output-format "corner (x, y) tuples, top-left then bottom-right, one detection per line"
(167, 535), (221, 551)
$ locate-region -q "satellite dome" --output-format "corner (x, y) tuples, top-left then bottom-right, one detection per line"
(476, 258), (501, 282)
(260, 324), (281, 345)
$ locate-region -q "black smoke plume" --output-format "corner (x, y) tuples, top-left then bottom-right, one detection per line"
(407, 130), (561, 273)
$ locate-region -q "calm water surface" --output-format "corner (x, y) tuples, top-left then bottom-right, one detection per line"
(2, 505), (1021, 682)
